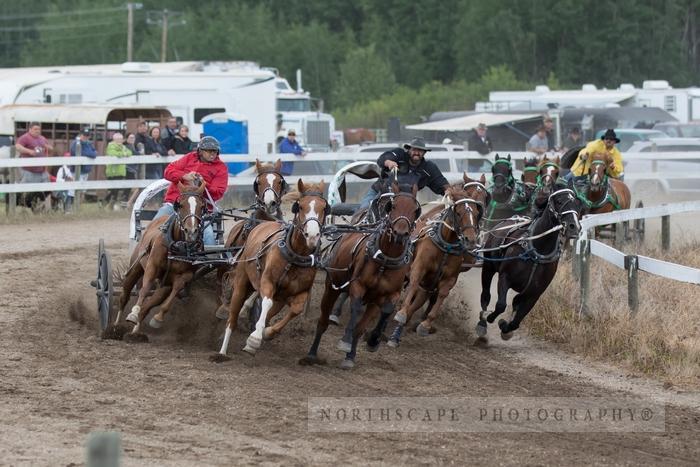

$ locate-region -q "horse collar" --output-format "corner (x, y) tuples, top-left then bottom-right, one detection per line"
(366, 230), (413, 271)
(277, 224), (318, 268)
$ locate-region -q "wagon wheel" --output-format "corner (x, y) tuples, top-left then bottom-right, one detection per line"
(633, 201), (645, 242)
(95, 238), (116, 333)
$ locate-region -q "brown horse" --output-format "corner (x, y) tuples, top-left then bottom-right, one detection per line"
(576, 152), (631, 214)
(521, 156), (540, 186)
(301, 182), (420, 369)
(530, 155), (561, 215)
(214, 159), (287, 320)
(382, 175), (488, 347)
(212, 179), (329, 360)
(113, 179), (207, 337)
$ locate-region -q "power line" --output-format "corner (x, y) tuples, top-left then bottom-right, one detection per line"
(0, 6), (126, 21)
(0, 19), (125, 32)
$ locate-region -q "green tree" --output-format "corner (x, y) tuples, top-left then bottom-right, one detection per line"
(332, 44), (397, 109)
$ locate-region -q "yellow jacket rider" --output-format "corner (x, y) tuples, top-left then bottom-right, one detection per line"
(570, 128), (624, 180)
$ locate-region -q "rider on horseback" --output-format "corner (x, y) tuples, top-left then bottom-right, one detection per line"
(569, 129), (624, 182)
(154, 136), (229, 245)
(358, 137), (449, 212)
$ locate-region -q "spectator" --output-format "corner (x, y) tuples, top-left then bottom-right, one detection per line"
(70, 128), (98, 181)
(543, 117), (557, 151)
(467, 123), (493, 155)
(169, 125), (194, 155)
(104, 132), (132, 209)
(54, 152), (75, 213)
(144, 126), (168, 179)
(527, 126), (549, 155)
(134, 121), (149, 156)
(15, 122), (53, 184)
(278, 129), (305, 175)
(561, 127), (584, 152)
(124, 132), (138, 179)
(162, 116), (179, 149)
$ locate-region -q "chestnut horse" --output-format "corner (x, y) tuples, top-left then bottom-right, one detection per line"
(214, 159), (288, 320)
(385, 175), (489, 347)
(529, 155), (561, 216)
(521, 156), (539, 186)
(213, 180), (329, 360)
(300, 182), (421, 369)
(574, 152), (631, 215)
(112, 179), (207, 337)
(477, 185), (582, 340)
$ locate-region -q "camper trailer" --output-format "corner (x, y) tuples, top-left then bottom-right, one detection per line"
(0, 61), (277, 154)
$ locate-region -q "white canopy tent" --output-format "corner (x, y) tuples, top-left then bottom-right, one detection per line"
(405, 113), (542, 131)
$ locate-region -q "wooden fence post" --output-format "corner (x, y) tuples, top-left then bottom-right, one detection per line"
(8, 145), (16, 215)
(661, 215), (670, 251)
(624, 255), (639, 314)
(579, 238), (590, 316)
(614, 222), (625, 246)
(74, 141), (82, 212)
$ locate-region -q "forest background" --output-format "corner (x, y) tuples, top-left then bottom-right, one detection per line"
(3, 0), (700, 128)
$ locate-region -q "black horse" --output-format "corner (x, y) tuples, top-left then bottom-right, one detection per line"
(477, 184), (582, 339)
(484, 154), (533, 230)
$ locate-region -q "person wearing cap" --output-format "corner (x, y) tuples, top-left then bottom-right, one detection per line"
(526, 126), (549, 155)
(358, 137), (449, 210)
(278, 129), (306, 175)
(467, 123), (493, 155)
(69, 127), (97, 181)
(570, 128), (624, 180)
(153, 136), (229, 245)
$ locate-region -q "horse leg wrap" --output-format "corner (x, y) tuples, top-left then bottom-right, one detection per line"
(126, 306), (141, 324)
(394, 310), (408, 324)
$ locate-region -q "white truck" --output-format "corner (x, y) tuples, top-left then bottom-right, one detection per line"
(273, 69), (336, 152)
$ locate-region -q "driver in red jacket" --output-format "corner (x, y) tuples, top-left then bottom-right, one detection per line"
(154, 136), (229, 245)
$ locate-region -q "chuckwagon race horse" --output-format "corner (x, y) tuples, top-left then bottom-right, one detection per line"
(213, 180), (330, 360)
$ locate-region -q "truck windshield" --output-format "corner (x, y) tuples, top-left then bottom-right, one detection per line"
(277, 98), (311, 112)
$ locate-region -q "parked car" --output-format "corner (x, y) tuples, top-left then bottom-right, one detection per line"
(652, 122), (700, 138)
(593, 128), (669, 152)
(623, 137), (700, 196)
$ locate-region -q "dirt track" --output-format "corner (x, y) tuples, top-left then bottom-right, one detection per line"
(1, 217), (700, 466)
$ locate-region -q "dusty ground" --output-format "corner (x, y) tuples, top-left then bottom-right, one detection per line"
(1, 217), (700, 466)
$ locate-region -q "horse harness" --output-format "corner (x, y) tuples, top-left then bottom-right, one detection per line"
(572, 163), (621, 210)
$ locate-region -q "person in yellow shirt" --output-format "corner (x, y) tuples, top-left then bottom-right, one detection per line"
(569, 129), (624, 180)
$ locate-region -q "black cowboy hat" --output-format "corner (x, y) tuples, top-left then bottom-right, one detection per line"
(403, 137), (431, 152)
(600, 129), (621, 143)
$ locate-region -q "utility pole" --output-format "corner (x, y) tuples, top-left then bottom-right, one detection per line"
(146, 9), (186, 63)
(126, 3), (143, 62)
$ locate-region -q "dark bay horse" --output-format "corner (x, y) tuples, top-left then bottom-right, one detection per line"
(477, 185), (582, 340)
(574, 152), (631, 215)
(484, 154), (533, 230)
(529, 155), (561, 215)
(301, 182), (421, 369)
(213, 180), (329, 360)
(214, 159), (288, 320)
(112, 179), (208, 337)
(386, 175), (489, 346)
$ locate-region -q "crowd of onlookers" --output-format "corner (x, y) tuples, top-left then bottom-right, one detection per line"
(15, 117), (195, 213)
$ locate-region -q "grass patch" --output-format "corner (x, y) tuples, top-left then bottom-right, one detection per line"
(526, 241), (700, 387)
(0, 201), (129, 225)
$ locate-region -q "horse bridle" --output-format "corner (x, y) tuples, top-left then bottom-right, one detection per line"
(291, 190), (330, 234)
(381, 192), (421, 237)
(588, 160), (608, 188)
(254, 169), (287, 209)
(538, 161), (560, 189)
(173, 191), (206, 242)
(491, 159), (514, 190)
(546, 188), (580, 229)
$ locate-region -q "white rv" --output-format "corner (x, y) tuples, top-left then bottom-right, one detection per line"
(0, 61), (277, 154)
(477, 81), (700, 123)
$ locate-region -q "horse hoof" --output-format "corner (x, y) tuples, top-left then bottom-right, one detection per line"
(366, 341), (380, 353)
(242, 344), (257, 355)
(215, 307), (228, 320)
(123, 332), (149, 344)
(101, 324), (128, 341)
(501, 331), (514, 341)
(244, 335), (262, 353)
(498, 319), (514, 340)
(328, 314), (340, 326)
(336, 339), (352, 353)
(263, 327), (274, 341)
(149, 316), (163, 329)
(393, 311), (408, 325)
(416, 323), (431, 337)
(209, 353), (231, 363)
(387, 338), (400, 348)
(339, 359), (355, 370)
(125, 310), (140, 325)
(475, 321), (488, 337)
(298, 355), (326, 366)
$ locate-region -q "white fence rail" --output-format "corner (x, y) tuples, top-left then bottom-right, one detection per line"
(573, 200), (700, 314)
